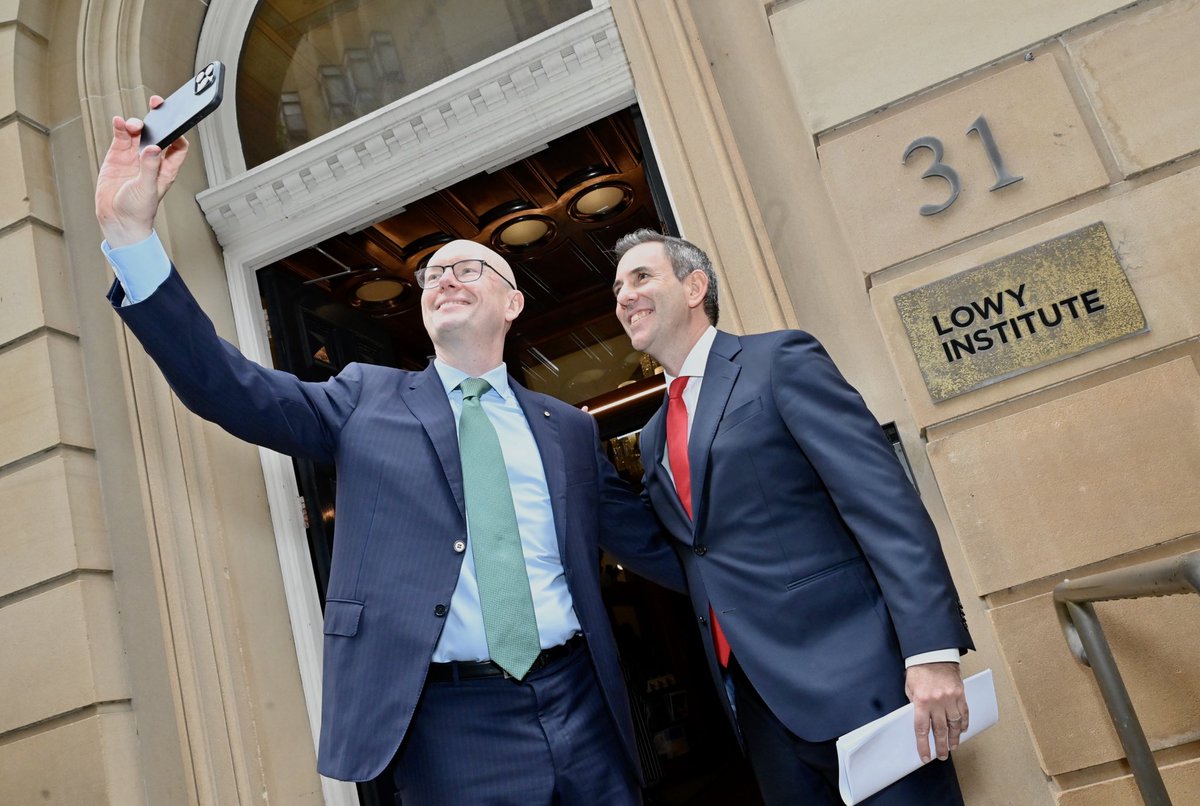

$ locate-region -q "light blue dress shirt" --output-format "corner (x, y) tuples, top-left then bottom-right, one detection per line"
(102, 231), (172, 303)
(429, 360), (581, 661)
(102, 232), (581, 662)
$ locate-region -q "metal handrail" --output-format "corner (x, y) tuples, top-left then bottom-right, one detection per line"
(1053, 550), (1200, 806)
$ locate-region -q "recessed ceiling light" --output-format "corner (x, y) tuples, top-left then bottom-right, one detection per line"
(498, 217), (551, 246)
(354, 278), (407, 302)
(574, 185), (626, 216)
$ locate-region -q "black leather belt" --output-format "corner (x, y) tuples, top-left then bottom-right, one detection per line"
(427, 634), (585, 682)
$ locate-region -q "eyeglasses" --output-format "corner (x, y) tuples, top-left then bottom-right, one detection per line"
(416, 259), (516, 290)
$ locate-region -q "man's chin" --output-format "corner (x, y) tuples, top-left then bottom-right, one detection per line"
(432, 309), (470, 326)
(426, 315), (468, 340)
(627, 329), (651, 353)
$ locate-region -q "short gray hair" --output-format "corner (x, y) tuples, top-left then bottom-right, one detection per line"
(613, 229), (719, 325)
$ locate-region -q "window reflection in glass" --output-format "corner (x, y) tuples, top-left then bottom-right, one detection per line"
(238, 0), (592, 168)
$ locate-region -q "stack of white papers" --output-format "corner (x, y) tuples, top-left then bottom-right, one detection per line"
(836, 669), (998, 805)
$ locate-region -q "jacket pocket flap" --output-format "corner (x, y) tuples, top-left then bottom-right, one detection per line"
(324, 599), (364, 637)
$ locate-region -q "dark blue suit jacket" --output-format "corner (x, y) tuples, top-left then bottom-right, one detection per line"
(112, 270), (684, 781)
(640, 330), (972, 742)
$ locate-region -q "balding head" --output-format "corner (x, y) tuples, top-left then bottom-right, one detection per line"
(420, 238), (524, 375)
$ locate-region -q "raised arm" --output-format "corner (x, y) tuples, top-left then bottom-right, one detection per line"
(97, 97), (358, 465)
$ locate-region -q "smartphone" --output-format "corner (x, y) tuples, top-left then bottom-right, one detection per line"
(139, 61), (225, 151)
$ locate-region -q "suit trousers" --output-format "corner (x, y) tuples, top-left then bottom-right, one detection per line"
(729, 657), (964, 806)
(392, 640), (640, 805)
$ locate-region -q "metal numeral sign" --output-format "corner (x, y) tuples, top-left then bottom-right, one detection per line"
(902, 115), (1023, 216)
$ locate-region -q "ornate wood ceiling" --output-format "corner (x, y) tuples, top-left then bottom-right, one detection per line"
(262, 108), (666, 404)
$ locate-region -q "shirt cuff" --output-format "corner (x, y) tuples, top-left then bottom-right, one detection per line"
(101, 231), (171, 304)
(905, 649), (961, 668)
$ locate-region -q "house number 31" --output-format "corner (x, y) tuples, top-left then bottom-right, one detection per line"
(901, 115), (1023, 216)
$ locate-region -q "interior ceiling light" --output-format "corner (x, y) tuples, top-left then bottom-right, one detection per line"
(498, 217), (551, 246)
(354, 278), (407, 302)
(586, 380), (667, 416)
(574, 185), (626, 216)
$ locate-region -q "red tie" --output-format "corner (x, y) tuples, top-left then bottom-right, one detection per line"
(666, 376), (732, 666)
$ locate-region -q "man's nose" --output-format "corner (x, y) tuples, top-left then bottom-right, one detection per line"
(435, 269), (462, 288)
(615, 284), (636, 308)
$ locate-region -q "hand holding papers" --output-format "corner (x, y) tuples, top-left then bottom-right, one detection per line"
(836, 669), (998, 805)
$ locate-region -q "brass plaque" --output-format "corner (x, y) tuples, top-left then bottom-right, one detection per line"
(895, 222), (1147, 402)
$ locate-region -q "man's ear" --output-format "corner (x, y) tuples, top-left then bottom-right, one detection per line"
(685, 270), (709, 311)
(505, 290), (525, 322)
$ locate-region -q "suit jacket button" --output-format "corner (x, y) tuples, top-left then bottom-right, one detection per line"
(453, 539), (466, 553)
(433, 604), (448, 617)
(694, 545), (707, 556)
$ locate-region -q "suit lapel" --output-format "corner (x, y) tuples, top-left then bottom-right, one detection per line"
(401, 364), (465, 520)
(511, 379), (569, 559)
(689, 331), (742, 529)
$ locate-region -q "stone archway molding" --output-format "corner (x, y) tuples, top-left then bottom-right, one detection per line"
(77, 0), (357, 803)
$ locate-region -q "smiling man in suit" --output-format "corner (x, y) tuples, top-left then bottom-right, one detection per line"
(94, 107), (684, 805)
(612, 229), (974, 805)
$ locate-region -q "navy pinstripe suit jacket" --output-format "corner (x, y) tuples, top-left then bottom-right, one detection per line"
(112, 269), (685, 782)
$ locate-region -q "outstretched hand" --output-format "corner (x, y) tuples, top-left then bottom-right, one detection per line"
(906, 662), (968, 764)
(95, 95), (189, 248)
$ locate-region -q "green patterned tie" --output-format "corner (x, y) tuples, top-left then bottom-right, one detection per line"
(457, 378), (541, 679)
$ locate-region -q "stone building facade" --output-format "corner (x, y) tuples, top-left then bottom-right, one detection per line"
(1, 1), (1197, 803)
